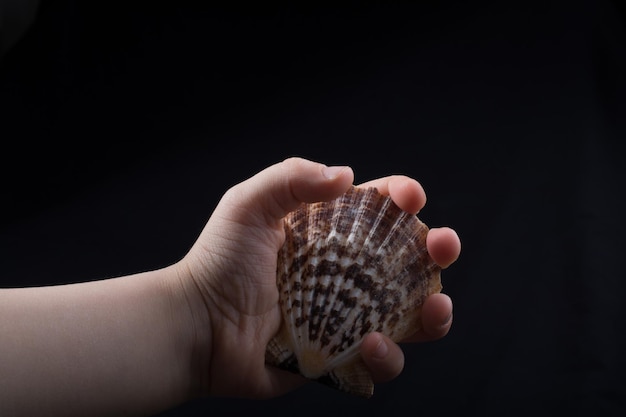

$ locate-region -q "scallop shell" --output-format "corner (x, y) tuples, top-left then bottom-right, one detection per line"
(265, 186), (442, 398)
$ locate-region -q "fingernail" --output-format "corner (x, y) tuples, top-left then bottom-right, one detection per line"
(373, 336), (388, 359)
(322, 165), (348, 180)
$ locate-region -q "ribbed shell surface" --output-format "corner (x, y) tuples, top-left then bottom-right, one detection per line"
(265, 186), (442, 397)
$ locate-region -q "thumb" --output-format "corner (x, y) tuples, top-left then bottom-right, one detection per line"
(226, 157), (354, 222)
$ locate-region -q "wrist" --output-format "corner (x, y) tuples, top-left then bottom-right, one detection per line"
(164, 259), (213, 398)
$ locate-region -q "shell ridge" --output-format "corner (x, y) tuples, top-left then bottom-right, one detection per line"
(373, 206), (407, 259)
(315, 188), (392, 368)
(276, 222), (293, 344)
(268, 211), (306, 369)
(346, 187), (375, 247)
(326, 358), (374, 398)
(314, 188), (378, 364)
(287, 208), (311, 362)
(324, 343), (361, 372)
(296, 201), (323, 360)
(383, 212), (417, 337)
(307, 190), (354, 364)
(349, 188), (386, 257)
(376, 211), (425, 277)
(301, 192), (350, 366)
(327, 193), (397, 347)
(360, 192), (394, 262)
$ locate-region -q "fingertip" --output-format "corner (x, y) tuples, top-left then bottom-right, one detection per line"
(282, 157), (354, 203)
(388, 176), (426, 214)
(321, 165), (352, 181)
(320, 164), (354, 193)
(421, 293), (453, 339)
(233, 157), (355, 222)
(361, 332), (405, 383)
(426, 227), (461, 268)
(365, 332), (389, 360)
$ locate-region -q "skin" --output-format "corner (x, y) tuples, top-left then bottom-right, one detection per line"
(0, 157), (460, 416)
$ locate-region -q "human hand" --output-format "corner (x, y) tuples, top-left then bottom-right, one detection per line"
(174, 157), (461, 398)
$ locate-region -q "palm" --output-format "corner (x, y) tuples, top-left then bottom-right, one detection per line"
(188, 202), (301, 397)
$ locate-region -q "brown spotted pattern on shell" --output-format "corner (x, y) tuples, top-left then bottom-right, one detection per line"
(265, 186), (442, 398)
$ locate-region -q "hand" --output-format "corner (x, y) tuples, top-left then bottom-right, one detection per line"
(175, 157), (461, 398)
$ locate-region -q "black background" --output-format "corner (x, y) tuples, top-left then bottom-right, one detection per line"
(1, 1), (625, 415)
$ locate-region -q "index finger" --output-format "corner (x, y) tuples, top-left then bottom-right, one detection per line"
(357, 175), (426, 214)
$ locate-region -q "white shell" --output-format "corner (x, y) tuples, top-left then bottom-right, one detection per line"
(265, 186), (442, 397)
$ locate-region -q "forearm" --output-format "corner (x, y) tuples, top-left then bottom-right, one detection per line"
(0, 266), (196, 416)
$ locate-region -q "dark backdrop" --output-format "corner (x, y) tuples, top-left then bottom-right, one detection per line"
(1, 1), (625, 416)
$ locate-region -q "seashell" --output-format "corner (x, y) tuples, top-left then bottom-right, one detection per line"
(265, 186), (442, 398)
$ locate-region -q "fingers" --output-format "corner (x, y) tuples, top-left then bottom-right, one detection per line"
(358, 176), (460, 268)
(227, 157), (354, 222)
(267, 332), (407, 393)
(427, 227), (461, 268)
(357, 175), (426, 214)
(360, 332), (405, 383)
(402, 293), (453, 343)
(361, 293), (453, 384)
